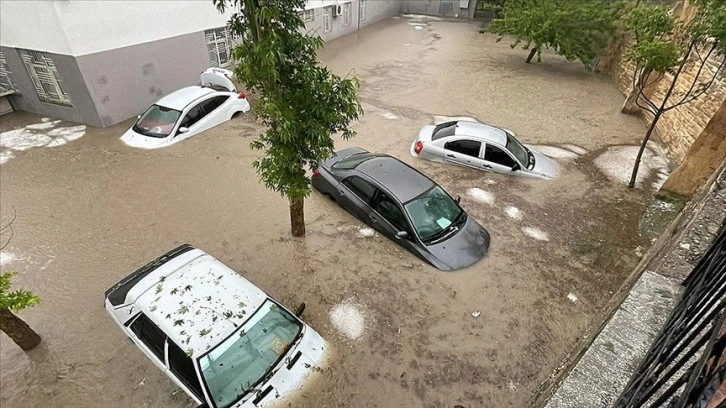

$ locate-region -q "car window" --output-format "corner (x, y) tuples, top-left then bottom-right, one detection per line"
(331, 153), (377, 170)
(130, 313), (167, 362)
(167, 340), (204, 399)
(178, 104), (205, 130)
(373, 192), (408, 232)
(484, 144), (517, 167)
(342, 176), (376, 205)
(444, 140), (481, 158)
(202, 96), (229, 115)
(431, 121), (457, 141)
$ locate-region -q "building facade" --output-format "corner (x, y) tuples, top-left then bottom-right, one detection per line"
(0, 0), (237, 127)
(0, 1), (409, 127)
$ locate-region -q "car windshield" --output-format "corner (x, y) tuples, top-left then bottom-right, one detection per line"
(505, 133), (531, 168)
(133, 105), (181, 138)
(404, 186), (465, 243)
(198, 300), (302, 408)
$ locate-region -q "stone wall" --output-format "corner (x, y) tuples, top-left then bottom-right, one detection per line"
(599, 34), (726, 166)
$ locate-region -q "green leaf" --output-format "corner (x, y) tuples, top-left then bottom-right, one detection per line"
(0, 272), (40, 312)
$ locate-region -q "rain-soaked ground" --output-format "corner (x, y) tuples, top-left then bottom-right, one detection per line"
(1, 17), (671, 408)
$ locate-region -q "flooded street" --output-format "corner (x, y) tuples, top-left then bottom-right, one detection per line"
(1, 17), (664, 408)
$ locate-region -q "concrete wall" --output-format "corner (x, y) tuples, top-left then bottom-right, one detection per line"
(600, 36), (726, 165)
(0, 0), (234, 57)
(76, 31), (211, 126)
(400, 0), (475, 18)
(359, 0), (403, 29)
(0, 46), (102, 126)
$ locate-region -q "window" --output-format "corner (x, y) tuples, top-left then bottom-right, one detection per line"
(342, 176), (376, 205)
(360, 0), (366, 21)
(179, 104), (206, 131)
(323, 7), (333, 33)
(374, 192), (408, 232)
(205, 27), (231, 67)
(133, 105), (182, 138)
(404, 187), (464, 243)
(18, 49), (71, 106)
(302, 9), (314, 22)
(130, 314), (167, 362)
(432, 121), (457, 140)
(332, 152), (376, 170)
(0, 51), (16, 93)
(444, 140), (481, 158)
(343, 3), (352, 26)
(484, 144), (516, 167)
(168, 340), (204, 399)
(201, 95), (229, 115)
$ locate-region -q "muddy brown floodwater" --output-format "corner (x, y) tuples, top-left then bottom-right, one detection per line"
(1, 17), (663, 408)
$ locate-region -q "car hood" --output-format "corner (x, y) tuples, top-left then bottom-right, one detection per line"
(423, 216), (490, 271)
(529, 149), (558, 179)
(236, 326), (328, 407)
(120, 128), (172, 149)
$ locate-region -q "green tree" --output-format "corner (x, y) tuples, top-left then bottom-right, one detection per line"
(0, 217), (41, 350)
(622, 0), (726, 188)
(212, 0), (363, 237)
(484, 0), (621, 67)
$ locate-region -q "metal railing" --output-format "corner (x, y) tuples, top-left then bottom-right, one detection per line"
(614, 221), (726, 408)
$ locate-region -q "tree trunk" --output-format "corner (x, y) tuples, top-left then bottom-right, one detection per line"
(289, 196), (305, 237)
(621, 87), (643, 115)
(0, 307), (41, 351)
(629, 111), (662, 188)
(660, 101), (726, 198)
(526, 48), (537, 64)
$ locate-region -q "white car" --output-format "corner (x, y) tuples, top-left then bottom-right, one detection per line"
(121, 68), (250, 149)
(410, 120), (558, 179)
(104, 245), (327, 408)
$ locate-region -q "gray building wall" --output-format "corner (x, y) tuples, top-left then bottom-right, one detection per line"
(304, 0), (401, 41)
(76, 31), (211, 127)
(401, 0), (476, 18)
(1, 46), (102, 127)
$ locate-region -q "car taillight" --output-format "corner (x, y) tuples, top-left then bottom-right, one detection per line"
(313, 168), (320, 176)
(238, 91), (246, 99)
(414, 141), (424, 155)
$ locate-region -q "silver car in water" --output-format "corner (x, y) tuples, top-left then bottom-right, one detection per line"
(410, 120), (558, 179)
(312, 147), (491, 271)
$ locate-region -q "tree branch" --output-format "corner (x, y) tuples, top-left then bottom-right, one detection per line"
(0, 206), (17, 251)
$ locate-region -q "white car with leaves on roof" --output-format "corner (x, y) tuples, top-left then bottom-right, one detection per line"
(121, 68), (250, 149)
(104, 244), (327, 408)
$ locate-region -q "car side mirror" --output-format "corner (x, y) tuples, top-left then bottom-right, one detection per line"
(178, 127), (189, 134)
(511, 163), (521, 171)
(294, 303), (306, 317)
(395, 231), (409, 240)
(455, 195), (461, 204)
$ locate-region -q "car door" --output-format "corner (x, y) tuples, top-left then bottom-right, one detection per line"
(128, 313), (169, 372)
(443, 139), (483, 170)
(166, 339), (207, 405)
(370, 190), (419, 252)
(483, 143), (521, 175)
(339, 176), (376, 221)
(202, 95), (233, 128)
(176, 102), (209, 139)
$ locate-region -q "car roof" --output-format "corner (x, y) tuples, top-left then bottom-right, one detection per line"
(155, 86), (216, 111)
(355, 155), (435, 203)
(454, 121), (508, 146)
(132, 250), (268, 358)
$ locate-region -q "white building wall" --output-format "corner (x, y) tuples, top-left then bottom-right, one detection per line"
(0, 1), (71, 55)
(0, 0), (235, 57)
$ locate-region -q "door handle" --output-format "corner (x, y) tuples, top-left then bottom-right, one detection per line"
(370, 216), (378, 223)
(483, 164), (492, 169)
(446, 154), (455, 158)
(337, 190), (345, 196)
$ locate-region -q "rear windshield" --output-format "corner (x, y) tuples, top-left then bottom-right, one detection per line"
(431, 121), (457, 141)
(332, 153), (377, 170)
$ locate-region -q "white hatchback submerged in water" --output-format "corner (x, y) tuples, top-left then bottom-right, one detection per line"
(104, 245), (327, 408)
(410, 120), (558, 179)
(121, 68), (250, 149)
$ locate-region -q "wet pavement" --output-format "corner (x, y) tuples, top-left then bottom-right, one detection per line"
(1, 17), (667, 408)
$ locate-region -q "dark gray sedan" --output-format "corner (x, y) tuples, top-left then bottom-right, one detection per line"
(312, 147), (491, 271)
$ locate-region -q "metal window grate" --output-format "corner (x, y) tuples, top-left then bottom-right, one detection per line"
(0, 51), (16, 93)
(323, 7), (332, 33)
(19, 49), (71, 106)
(205, 27), (231, 68)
